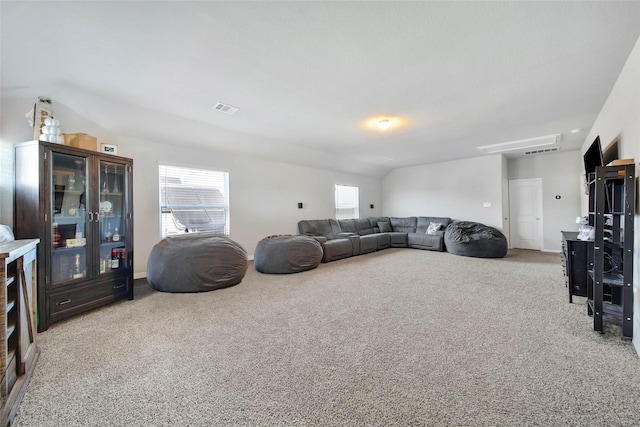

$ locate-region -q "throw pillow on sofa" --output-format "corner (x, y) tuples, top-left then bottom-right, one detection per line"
(378, 221), (392, 232)
(426, 222), (443, 234)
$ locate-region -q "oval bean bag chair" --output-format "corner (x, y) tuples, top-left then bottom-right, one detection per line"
(147, 234), (248, 292)
(254, 235), (323, 274)
(444, 221), (508, 258)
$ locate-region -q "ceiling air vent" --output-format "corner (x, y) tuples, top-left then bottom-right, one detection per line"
(212, 102), (239, 115)
(524, 147), (560, 156)
(476, 134), (559, 154)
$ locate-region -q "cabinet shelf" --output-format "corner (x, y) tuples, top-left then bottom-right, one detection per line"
(54, 215), (85, 221)
(587, 299), (624, 324)
(588, 270), (624, 287)
(604, 240), (624, 249)
(6, 322), (16, 339)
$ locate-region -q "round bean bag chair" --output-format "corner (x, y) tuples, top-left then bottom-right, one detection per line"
(254, 235), (323, 274)
(147, 234), (248, 292)
(444, 221), (508, 258)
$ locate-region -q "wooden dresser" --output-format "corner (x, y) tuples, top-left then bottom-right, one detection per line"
(0, 239), (39, 426)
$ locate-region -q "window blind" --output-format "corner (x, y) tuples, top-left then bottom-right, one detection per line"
(335, 184), (359, 219)
(159, 164), (230, 237)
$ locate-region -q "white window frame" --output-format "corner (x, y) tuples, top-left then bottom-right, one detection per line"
(335, 184), (359, 219)
(159, 164), (230, 238)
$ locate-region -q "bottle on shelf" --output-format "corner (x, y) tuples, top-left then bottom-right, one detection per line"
(112, 169), (120, 193)
(113, 227), (120, 242)
(73, 254), (83, 279)
(102, 165), (109, 194)
(53, 223), (60, 249)
(111, 249), (120, 269)
(105, 224), (113, 242)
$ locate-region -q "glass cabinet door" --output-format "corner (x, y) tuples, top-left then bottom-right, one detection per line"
(98, 160), (128, 275)
(51, 152), (88, 285)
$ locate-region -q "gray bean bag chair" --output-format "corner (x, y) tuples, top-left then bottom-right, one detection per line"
(254, 235), (323, 274)
(147, 234), (248, 292)
(444, 221), (508, 258)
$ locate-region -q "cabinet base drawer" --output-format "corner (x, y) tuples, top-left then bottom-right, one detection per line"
(48, 278), (131, 320)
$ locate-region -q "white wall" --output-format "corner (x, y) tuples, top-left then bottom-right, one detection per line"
(580, 36), (640, 355)
(382, 154), (505, 229)
(507, 150), (583, 252)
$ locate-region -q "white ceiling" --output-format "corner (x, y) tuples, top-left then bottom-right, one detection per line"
(2, 1), (640, 177)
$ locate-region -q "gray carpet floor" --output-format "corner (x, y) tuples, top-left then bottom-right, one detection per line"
(12, 249), (640, 426)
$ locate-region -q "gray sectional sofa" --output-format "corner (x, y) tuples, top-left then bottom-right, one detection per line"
(298, 216), (452, 263)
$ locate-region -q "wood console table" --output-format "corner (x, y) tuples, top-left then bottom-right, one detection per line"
(0, 239), (39, 426)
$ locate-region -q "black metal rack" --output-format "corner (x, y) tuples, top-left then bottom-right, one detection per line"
(586, 164), (635, 337)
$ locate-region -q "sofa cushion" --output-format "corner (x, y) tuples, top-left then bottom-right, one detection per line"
(378, 221), (392, 232)
(320, 238), (354, 262)
(368, 217), (390, 233)
(416, 216), (452, 234)
(390, 217), (417, 233)
(337, 219), (357, 234)
(339, 218), (376, 236)
(298, 219), (342, 240)
(407, 233), (445, 251)
(386, 232), (408, 247)
(376, 233), (392, 250)
(354, 218), (376, 235)
(359, 234), (379, 253)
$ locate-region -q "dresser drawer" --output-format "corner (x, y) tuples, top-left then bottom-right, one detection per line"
(48, 278), (130, 320)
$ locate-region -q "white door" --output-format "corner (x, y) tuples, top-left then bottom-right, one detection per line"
(509, 178), (543, 250)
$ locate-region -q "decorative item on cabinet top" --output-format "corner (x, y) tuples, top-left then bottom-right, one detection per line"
(63, 133), (98, 151)
(100, 143), (118, 155)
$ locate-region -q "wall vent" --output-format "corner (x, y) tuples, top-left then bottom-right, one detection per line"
(524, 147), (560, 156)
(213, 102), (239, 115)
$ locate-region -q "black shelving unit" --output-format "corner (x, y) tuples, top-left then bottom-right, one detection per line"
(586, 164), (635, 337)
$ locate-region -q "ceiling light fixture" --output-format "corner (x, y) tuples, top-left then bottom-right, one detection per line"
(377, 119), (391, 130)
(361, 116), (407, 132)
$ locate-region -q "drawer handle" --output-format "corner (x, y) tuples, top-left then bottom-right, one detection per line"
(113, 284), (125, 289)
(57, 299), (71, 306)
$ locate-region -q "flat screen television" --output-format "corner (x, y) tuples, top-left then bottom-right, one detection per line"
(583, 136), (603, 176)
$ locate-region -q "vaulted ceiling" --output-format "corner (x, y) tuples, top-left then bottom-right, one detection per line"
(2, 1), (640, 177)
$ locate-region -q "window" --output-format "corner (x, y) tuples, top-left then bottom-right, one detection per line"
(159, 164), (229, 237)
(335, 184), (359, 219)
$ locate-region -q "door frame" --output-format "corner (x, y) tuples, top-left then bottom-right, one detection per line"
(508, 178), (544, 250)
